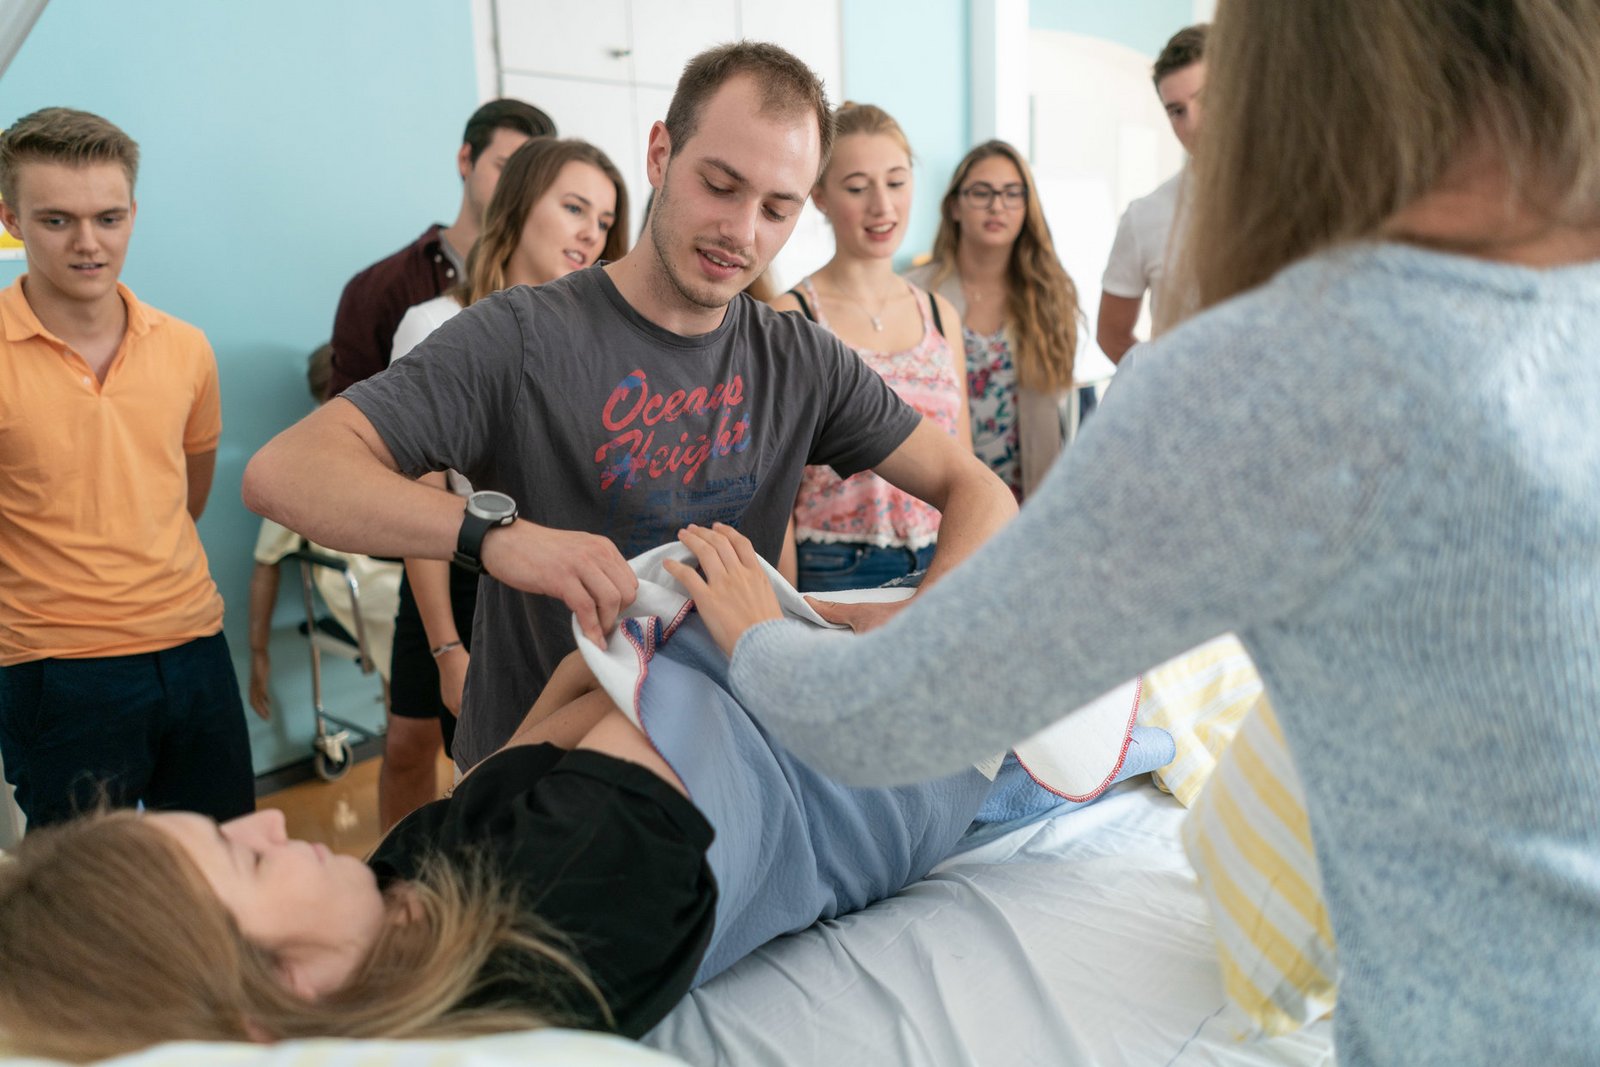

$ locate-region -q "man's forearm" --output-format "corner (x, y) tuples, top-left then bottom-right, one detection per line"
(1099, 328), (1137, 364)
(1097, 292), (1144, 365)
(919, 463), (1019, 588)
(242, 399), (464, 561)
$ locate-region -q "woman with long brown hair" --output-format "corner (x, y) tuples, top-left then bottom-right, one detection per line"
(687, 2), (1600, 1063)
(379, 138), (628, 831)
(905, 140), (1082, 502)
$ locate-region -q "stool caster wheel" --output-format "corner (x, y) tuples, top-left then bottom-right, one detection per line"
(313, 735), (353, 781)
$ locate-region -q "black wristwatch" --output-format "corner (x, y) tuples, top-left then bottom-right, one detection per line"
(453, 490), (518, 574)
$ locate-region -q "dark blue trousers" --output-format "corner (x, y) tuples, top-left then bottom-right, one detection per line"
(796, 541), (936, 594)
(0, 632), (255, 828)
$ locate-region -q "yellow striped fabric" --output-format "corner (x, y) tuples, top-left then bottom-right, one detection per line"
(1181, 696), (1338, 1037)
(1137, 635), (1263, 806)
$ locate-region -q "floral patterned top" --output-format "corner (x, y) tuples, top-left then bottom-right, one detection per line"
(791, 277), (963, 549)
(965, 327), (1023, 501)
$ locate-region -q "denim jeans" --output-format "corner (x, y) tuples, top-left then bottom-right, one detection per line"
(0, 632), (255, 828)
(796, 541), (936, 594)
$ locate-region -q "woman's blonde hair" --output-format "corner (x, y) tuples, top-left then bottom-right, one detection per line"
(925, 141), (1080, 393)
(823, 101), (913, 177)
(459, 137), (630, 306)
(1184, 0), (1600, 315)
(0, 812), (608, 1063)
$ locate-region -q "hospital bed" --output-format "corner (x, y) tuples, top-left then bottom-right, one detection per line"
(647, 778), (1333, 1066)
(35, 776), (1332, 1067)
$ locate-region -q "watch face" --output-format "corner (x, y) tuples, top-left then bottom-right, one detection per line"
(468, 490), (517, 521)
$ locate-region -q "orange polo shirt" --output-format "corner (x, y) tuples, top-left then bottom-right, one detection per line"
(0, 277), (224, 665)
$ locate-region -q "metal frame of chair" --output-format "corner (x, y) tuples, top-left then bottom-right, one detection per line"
(286, 548), (383, 781)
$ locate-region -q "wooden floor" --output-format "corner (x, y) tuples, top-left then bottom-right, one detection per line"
(258, 752), (453, 857)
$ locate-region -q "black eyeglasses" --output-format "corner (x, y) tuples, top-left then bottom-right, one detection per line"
(958, 182), (1027, 210)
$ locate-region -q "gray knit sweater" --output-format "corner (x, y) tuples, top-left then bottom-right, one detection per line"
(729, 243), (1600, 1065)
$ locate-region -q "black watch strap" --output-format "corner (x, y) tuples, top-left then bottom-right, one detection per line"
(454, 495), (517, 574)
(453, 513), (494, 574)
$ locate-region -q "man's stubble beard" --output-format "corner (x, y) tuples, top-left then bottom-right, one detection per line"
(648, 165), (740, 313)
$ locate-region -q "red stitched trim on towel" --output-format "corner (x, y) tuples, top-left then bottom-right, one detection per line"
(664, 598), (695, 640)
(1014, 675), (1143, 803)
(623, 618), (692, 798)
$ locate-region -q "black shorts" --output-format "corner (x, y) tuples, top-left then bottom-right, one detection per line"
(389, 563), (480, 756)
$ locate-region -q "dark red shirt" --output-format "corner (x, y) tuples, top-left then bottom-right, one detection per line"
(328, 223), (459, 396)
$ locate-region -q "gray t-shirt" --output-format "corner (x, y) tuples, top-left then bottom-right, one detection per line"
(345, 266), (921, 766)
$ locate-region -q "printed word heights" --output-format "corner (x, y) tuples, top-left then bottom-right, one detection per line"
(595, 369), (753, 490)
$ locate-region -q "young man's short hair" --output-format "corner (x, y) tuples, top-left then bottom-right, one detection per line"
(0, 107), (139, 204)
(462, 99), (557, 164)
(1153, 24), (1208, 87)
(663, 41), (834, 173)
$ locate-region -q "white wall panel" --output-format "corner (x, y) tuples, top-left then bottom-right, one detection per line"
(633, 0), (739, 87)
(1029, 29), (1184, 375)
(498, 0), (633, 82)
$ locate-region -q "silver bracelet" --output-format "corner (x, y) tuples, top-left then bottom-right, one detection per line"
(429, 640), (463, 658)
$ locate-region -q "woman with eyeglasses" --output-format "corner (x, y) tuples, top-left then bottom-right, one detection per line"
(905, 141), (1082, 503)
(769, 103), (973, 592)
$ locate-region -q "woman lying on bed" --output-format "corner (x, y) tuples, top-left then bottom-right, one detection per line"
(0, 531), (1165, 1063)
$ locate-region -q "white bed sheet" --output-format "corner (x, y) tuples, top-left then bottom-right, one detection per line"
(646, 781), (1333, 1067)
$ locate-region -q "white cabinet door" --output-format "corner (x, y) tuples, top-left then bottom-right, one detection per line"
(738, 0), (842, 102)
(498, 0), (633, 83)
(631, 0), (739, 88)
(502, 73), (649, 231)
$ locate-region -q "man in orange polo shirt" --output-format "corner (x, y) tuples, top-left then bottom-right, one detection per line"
(0, 108), (253, 828)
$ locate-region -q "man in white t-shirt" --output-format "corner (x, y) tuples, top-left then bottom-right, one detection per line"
(1098, 24), (1207, 364)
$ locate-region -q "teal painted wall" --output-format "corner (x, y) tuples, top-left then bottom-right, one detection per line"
(0, 0), (479, 773)
(1030, 0), (1197, 57)
(840, 0), (969, 266)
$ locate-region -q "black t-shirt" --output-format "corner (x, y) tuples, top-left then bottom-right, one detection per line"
(368, 744), (716, 1038)
(344, 267), (922, 766)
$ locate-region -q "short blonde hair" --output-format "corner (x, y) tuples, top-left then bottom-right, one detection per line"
(0, 107), (139, 204)
(1184, 0), (1600, 315)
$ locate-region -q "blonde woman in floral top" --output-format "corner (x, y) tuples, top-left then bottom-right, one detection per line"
(771, 103), (970, 592)
(905, 141), (1083, 502)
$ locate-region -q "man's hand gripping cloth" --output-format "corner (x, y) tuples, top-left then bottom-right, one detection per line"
(573, 542), (1172, 983)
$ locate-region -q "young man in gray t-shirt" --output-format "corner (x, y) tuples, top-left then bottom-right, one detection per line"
(246, 43), (1018, 771)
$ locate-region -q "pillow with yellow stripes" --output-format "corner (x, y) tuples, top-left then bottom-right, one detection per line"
(1137, 634), (1263, 806)
(1181, 696), (1337, 1037)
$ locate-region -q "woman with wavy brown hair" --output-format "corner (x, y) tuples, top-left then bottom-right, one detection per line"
(905, 140), (1082, 502)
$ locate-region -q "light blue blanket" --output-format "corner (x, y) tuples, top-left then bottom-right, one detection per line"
(628, 613), (1171, 983)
